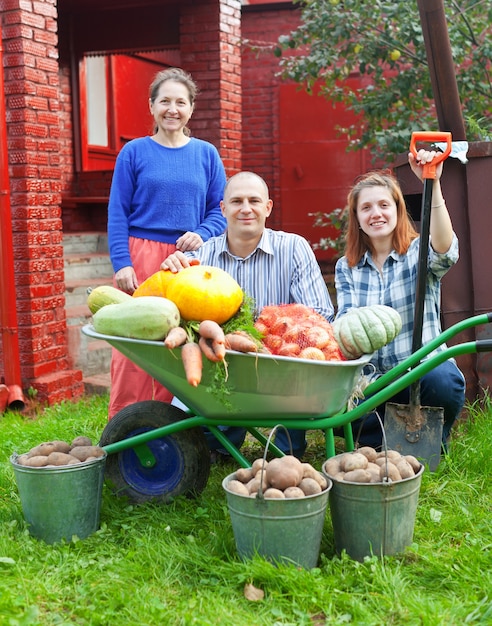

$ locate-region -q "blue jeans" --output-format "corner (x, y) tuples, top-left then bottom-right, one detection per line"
(204, 426), (306, 459)
(348, 359), (465, 449)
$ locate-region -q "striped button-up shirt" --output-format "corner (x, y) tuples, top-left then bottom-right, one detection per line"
(335, 234), (459, 373)
(186, 228), (334, 321)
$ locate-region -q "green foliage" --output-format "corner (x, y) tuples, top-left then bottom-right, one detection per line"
(1, 394), (492, 624)
(276, 0), (492, 159)
(309, 207), (348, 259)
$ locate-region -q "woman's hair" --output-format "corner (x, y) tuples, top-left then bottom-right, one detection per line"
(149, 67), (198, 136)
(343, 170), (418, 267)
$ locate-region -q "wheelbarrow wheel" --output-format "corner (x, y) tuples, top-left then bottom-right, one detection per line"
(99, 400), (211, 504)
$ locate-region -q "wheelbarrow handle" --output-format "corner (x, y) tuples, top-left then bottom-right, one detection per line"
(409, 131), (452, 179)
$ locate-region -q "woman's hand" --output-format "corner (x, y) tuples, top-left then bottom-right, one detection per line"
(176, 231), (203, 252)
(114, 266), (138, 294)
(161, 250), (199, 273)
(408, 149), (444, 182)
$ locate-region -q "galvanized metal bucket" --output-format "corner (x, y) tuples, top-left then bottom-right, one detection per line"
(322, 460), (424, 561)
(222, 472), (332, 569)
(222, 425), (332, 569)
(10, 453), (106, 544)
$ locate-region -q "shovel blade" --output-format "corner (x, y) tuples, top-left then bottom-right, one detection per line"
(384, 402), (444, 472)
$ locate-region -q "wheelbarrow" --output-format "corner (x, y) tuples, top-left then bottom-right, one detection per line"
(82, 312), (492, 503)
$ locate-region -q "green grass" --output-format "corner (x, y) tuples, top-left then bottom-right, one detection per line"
(1, 394), (491, 625)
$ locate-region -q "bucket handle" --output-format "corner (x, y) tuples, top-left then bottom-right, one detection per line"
(257, 424), (293, 500)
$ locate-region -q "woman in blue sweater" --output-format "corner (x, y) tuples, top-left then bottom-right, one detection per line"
(107, 67), (227, 418)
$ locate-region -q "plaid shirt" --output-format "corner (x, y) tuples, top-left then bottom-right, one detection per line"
(186, 228), (335, 321)
(335, 234), (459, 373)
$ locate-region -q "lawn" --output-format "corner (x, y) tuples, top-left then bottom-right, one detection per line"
(0, 393), (491, 625)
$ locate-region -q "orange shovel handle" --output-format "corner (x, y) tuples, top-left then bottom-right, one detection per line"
(409, 131), (452, 179)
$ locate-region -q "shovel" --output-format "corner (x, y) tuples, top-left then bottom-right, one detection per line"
(385, 131), (452, 472)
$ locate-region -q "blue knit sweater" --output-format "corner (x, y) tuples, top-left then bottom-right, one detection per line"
(108, 136), (227, 273)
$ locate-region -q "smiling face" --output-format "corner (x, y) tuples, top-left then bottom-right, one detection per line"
(149, 80), (194, 137)
(356, 185), (398, 244)
(221, 172), (273, 244)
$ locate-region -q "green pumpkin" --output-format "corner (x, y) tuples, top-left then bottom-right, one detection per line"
(333, 305), (402, 359)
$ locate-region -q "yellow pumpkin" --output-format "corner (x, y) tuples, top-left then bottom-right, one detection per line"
(133, 269), (176, 298)
(166, 265), (243, 324)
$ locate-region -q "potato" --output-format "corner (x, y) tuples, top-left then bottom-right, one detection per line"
(396, 459), (415, 479)
(247, 476), (267, 495)
(69, 445), (105, 461)
(340, 452), (368, 472)
(71, 436), (93, 448)
(366, 462), (382, 483)
(23, 455), (49, 467)
(251, 458), (268, 474)
(404, 455), (421, 473)
(301, 463), (328, 489)
(283, 486), (306, 498)
(379, 461), (402, 482)
(263, 488), (285, 499)
(323, 457), (341, 477)
(226, 480), (250, 496)
(376, 449), (401, 462)
(46, 452), (81, 466)
(15, 454), (30, 466)
(298, 477), (322, 496)
(265, 456), (303, 490)
(28, 441), (70, 458)
(235, 467), (254, 483)
(356, 446), (378, 462)
(343, 469), (372, 483)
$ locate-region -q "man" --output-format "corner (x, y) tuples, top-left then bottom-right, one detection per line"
(162, 171), (334, 458)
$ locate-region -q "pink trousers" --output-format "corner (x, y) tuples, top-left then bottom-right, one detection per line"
(108, 237), (176, 419)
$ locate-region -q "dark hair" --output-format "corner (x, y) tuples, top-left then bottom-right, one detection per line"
(149, 67), (198, 136)
(344, 170), (418, 267)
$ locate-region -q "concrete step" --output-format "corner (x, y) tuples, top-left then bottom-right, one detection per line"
(63, 231), (115, 389)
(65, 277), (113, 308)
(63, 231), (108, 255)
(64, 252), (114, 281)
(83, 372), (111, 397)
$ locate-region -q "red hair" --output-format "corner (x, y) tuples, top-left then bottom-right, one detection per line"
(343, 170), (418, 267)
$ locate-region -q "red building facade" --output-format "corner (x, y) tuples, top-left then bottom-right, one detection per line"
(0, 0), (365, 406)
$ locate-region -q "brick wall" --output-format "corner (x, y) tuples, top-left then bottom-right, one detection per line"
(181, 0), (242, 174)
(0, 0), (83, 404)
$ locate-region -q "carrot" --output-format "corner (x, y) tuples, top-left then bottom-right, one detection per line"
(181, 341), (203, 387)
(224, 331), (260, 353)
(164, 326), (188, 349)
(198, 320), (225, 344)
(199, 336), (224, 362)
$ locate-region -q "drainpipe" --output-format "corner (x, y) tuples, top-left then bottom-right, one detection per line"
(0, 28), (25, 411)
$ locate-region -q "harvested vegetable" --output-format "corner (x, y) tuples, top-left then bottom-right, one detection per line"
(14, 437), (105, 468)
(166, 265), (243, 324)
(323, 447), (422, 483)
(181, 341), (203, 387)
(255, 303), (345, 361)
(333, 304), (402, 359)
(225, 455), (329, 498)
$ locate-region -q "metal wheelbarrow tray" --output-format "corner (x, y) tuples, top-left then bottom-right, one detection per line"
(82, 314), (492, 504)
(83, 324), (372, 419)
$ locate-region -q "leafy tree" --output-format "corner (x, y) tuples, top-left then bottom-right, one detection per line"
(275, 0), (491, 159)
